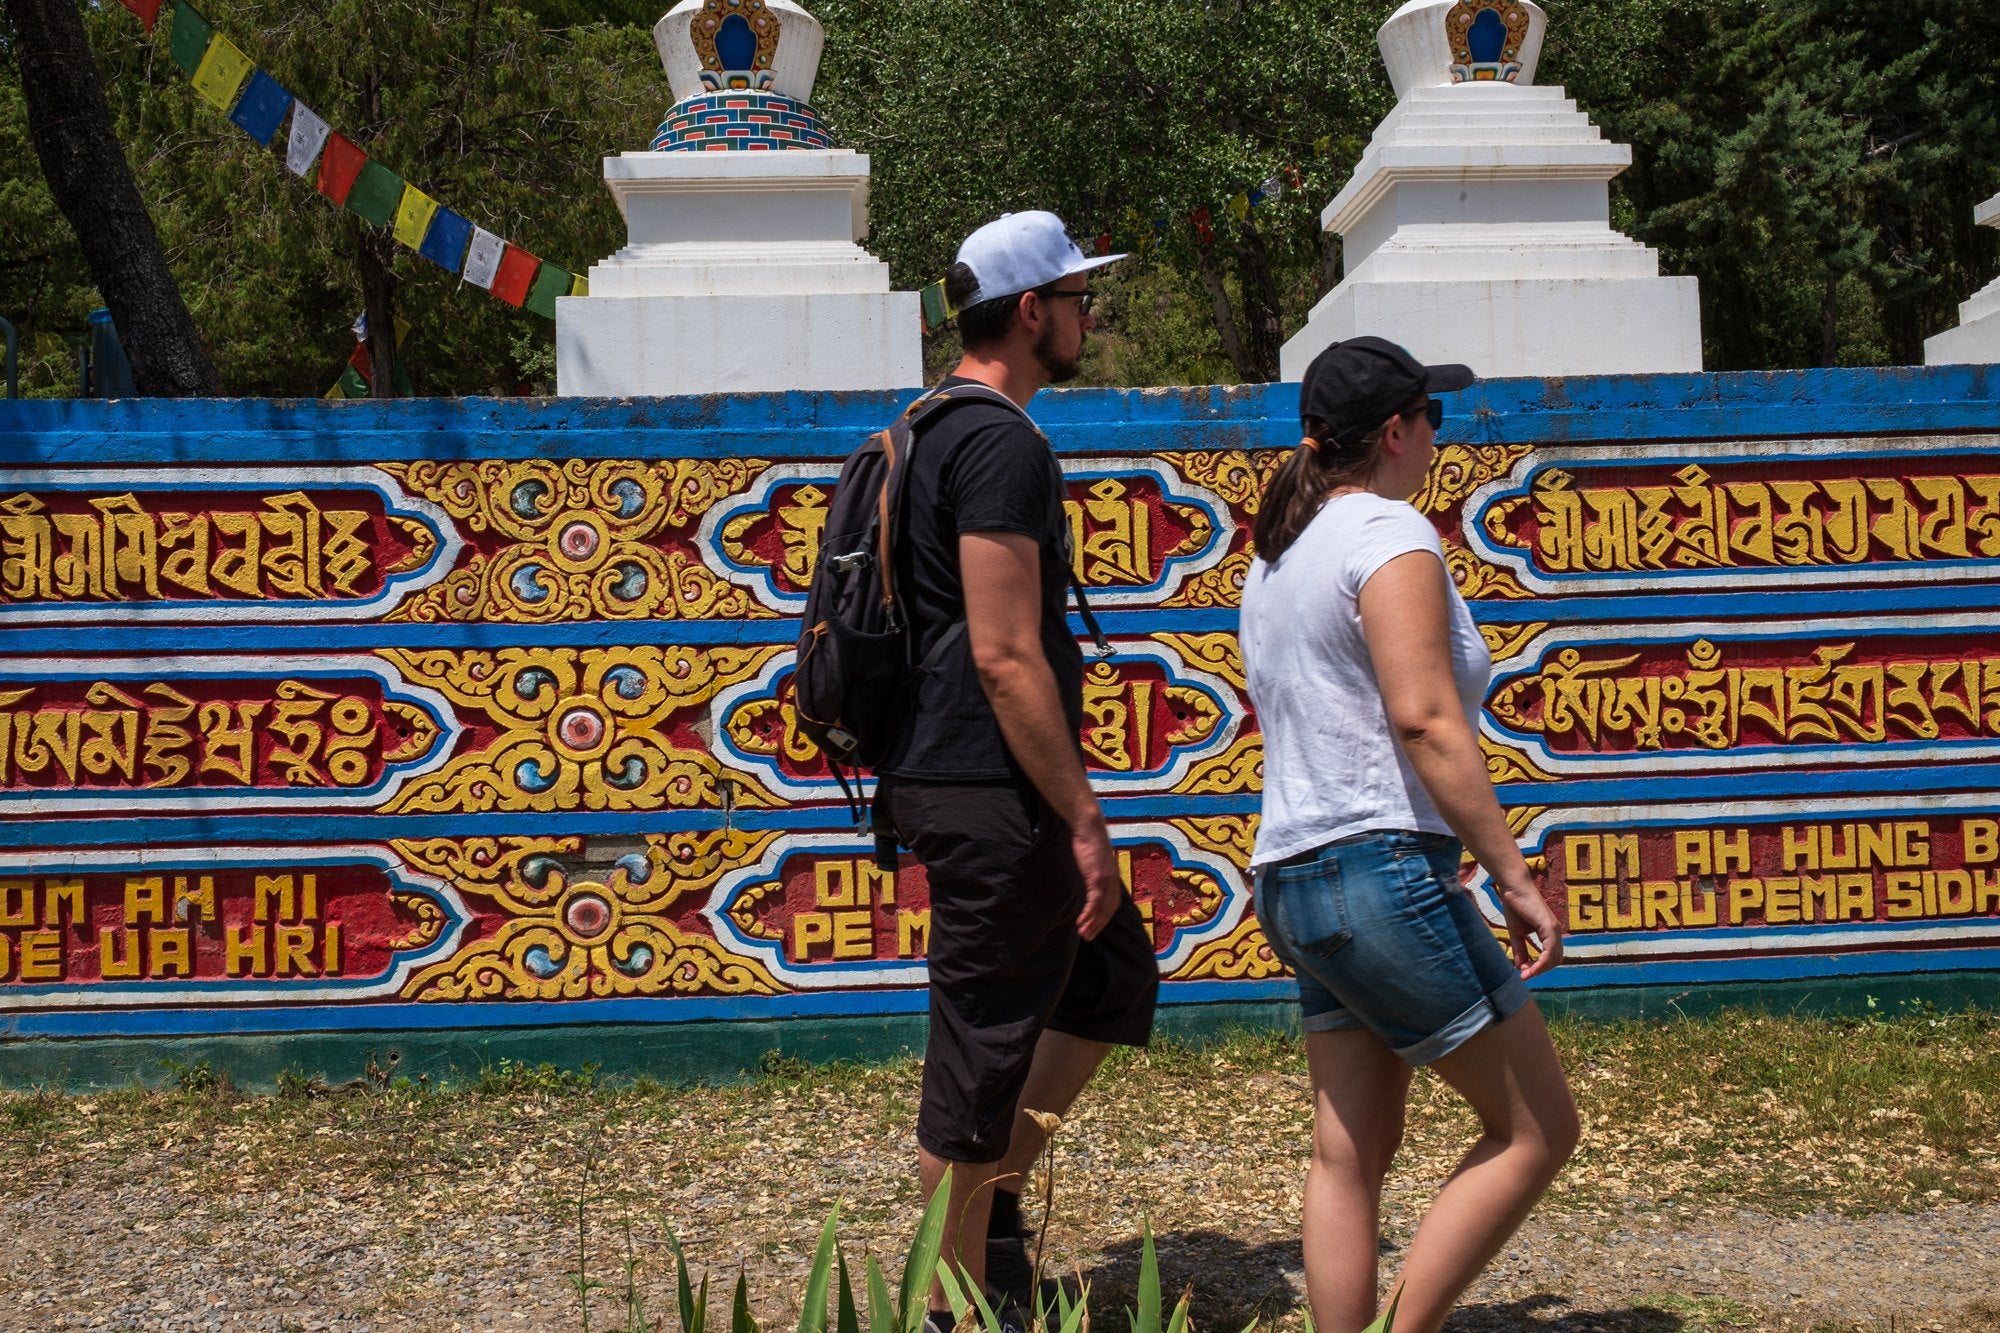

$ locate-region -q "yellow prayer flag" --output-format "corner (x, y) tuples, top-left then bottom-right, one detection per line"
(1228, 192), (1250, 220)
(393, 186), (441, 251)
(569, 273), (590, 298)
(191, 36), (255, 113)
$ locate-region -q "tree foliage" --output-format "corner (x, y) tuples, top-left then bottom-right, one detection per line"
(1, 0), (1997, 394)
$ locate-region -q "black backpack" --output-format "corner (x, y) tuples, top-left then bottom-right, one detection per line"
(792, 381), (1107, 818)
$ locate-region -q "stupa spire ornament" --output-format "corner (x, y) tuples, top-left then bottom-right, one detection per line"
(1278, 0), (1701, 380)
(652, 0), (830, 150)
(554, 0), (919, 396)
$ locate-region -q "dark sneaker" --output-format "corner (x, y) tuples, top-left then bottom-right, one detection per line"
(984, 1234), (1035, 1306)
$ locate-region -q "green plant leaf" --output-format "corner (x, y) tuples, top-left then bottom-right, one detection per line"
(800, 1207), (842, 1333)
(1056, 1281), (1090, 1333)
(664, 1221), (701, 1333)
(960, 1267), (1006, 1333)
(1361, 1288), (1401, 1333)
(865, 1255), (898, 1333)
(836, 1248), (862, 1333)
(898, 1170), (953, 1333)
(1132, 1218), (1161, 1333)
(733, 1268), (759, 1333)
(1164, 1287), (1191, 1333)
(935, 1261), (972, 1326)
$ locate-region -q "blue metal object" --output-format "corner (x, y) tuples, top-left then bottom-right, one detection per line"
(85, 308), (136, 398)
(0, 314), (16, 399)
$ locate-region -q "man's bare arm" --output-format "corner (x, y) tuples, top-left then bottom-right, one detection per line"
(960, 531), (1120, 939)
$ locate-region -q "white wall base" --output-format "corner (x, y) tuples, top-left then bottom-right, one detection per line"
(1925, 280), (2000, 366)
(1280, 272), (1703, 381)
(556, 292), (922, 396)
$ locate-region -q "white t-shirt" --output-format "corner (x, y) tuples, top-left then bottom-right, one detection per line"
(1240, 491), (1492, 868)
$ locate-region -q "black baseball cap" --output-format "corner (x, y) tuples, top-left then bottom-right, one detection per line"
(1300, 336), (1476, 446)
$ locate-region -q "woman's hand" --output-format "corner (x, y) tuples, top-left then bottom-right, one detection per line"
(1493, 870), (1564, 979)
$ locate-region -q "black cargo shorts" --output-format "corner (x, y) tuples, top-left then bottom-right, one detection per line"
(878, 777), (1158, 1163)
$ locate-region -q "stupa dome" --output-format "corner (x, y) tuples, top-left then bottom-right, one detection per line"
(1378, 0), (1546, 100)
(655, 0), (826, 105)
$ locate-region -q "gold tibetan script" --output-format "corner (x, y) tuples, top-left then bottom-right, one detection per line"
(1494, 466), (2000, 574)
(0, 492), (375, 603)
(1491, 639), (2000, 752)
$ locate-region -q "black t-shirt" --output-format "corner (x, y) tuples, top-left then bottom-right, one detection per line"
(878, 377), (1084, 781)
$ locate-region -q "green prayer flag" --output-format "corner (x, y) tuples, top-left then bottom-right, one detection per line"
(344, 160), (404, 228)
(168, 2), (213, 76)
(919, 282), (947, 332)
(523, 262), (572, 318)
(331, 364), (368, 398)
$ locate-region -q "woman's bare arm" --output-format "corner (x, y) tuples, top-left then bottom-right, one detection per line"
(1358, 550), (1564, 977)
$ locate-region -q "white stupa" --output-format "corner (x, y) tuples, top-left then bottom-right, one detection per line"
(1924, 193), (2000, 365)
(1279, 0), (1703, 381)
(556, 0), (920, 396)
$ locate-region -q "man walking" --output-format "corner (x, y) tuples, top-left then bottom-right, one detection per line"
(872, 211), (1159, 1323)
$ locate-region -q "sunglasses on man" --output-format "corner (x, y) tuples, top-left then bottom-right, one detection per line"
(1037, 286), (1095, 316)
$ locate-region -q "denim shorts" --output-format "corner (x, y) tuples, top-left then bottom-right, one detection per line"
(1254, 829), (1530, 1065)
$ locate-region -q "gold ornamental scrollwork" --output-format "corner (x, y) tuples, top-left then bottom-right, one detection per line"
(1481, 734), (1555, 784)
(1154, 632), (1247, 690)
(380, 645), (788, 814)
(379, 459), (775, 623)
(1173, 731), (1263, 795)
(1169, 814), (1258, 872)
(1161, 552), (1250, 608)
(1160, 450), (1287, 515)
(398, 830), (783, 1001)
(1478, 621), (1550, 663)
(1173, 916), (1287, 982)
(1416, 442), (1535, 517)
(1445, 538), (1534, 600)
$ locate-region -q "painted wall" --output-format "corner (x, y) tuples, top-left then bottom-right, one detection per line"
(1, 366), (1996, 1083)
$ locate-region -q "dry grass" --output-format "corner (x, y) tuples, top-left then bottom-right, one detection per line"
(0, 1008), (1995, 1331)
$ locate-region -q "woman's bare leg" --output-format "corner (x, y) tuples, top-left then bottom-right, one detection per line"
(1384, 1003), (1579, 1333)
(1302, 1027), (1413, 1333)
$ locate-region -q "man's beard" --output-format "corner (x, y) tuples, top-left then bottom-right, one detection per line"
(1033, 322), (1082, 383)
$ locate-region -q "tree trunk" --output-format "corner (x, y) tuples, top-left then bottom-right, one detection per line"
(5, 0), (217, 395)
(358, 67), (400, 397)
(1232, 224), (1284, 383)
(356, 226), (401, 398)
(1195, 248), (1256, 384)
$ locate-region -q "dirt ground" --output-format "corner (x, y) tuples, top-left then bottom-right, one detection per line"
(2, 1018), (1996, 1333)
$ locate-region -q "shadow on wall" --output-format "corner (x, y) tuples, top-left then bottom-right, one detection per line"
(1077, 1230), (1695, 1333)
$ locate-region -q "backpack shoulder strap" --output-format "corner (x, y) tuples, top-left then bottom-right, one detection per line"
(883, 382), (1113, 657)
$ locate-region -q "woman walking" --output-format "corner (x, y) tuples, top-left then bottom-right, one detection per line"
(1240, 337), (1579, 1333)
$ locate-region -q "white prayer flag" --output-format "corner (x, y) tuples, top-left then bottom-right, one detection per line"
(286, 102), (330, 178)
(1262, 174), (1285, 200)
(463, 227), (506, 290)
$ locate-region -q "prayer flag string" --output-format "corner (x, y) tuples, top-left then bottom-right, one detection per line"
(125, 0), (582, 322)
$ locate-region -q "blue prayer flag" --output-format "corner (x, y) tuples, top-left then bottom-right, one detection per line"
(228, 69), (293, 146)
(419, 207), (474, 273)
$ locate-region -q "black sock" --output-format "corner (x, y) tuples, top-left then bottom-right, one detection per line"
(988, 1186), (1023, 1239)
(926, 1310), (955, 1333)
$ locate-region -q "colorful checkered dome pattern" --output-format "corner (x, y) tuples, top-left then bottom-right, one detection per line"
(651, 91), (832, 152)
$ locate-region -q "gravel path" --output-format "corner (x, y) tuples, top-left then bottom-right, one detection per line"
(2, 1179), (1996, 1331)
(3, 1017), (1995, 1333)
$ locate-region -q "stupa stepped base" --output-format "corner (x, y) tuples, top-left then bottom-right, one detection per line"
(1280, 271), (1702, 381)
(1926, 194), (2000, 365)
(556, 291), (920, 396)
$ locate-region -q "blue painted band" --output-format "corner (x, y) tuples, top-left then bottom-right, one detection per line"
(4, 365), (1992, 465)
(0, 978), (1302, 1038)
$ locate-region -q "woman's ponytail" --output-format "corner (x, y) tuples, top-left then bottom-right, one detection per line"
(1251, 416), (1384, 563)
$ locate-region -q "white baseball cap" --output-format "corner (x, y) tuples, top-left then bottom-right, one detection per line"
(954, 211), (1127, 306)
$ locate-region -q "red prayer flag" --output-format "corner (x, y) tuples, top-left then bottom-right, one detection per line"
(491, 245), (540, 308)
(120, 0), (164, 31)
(318, 132), (366, 205)
(1095, 233), (1111, 256)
